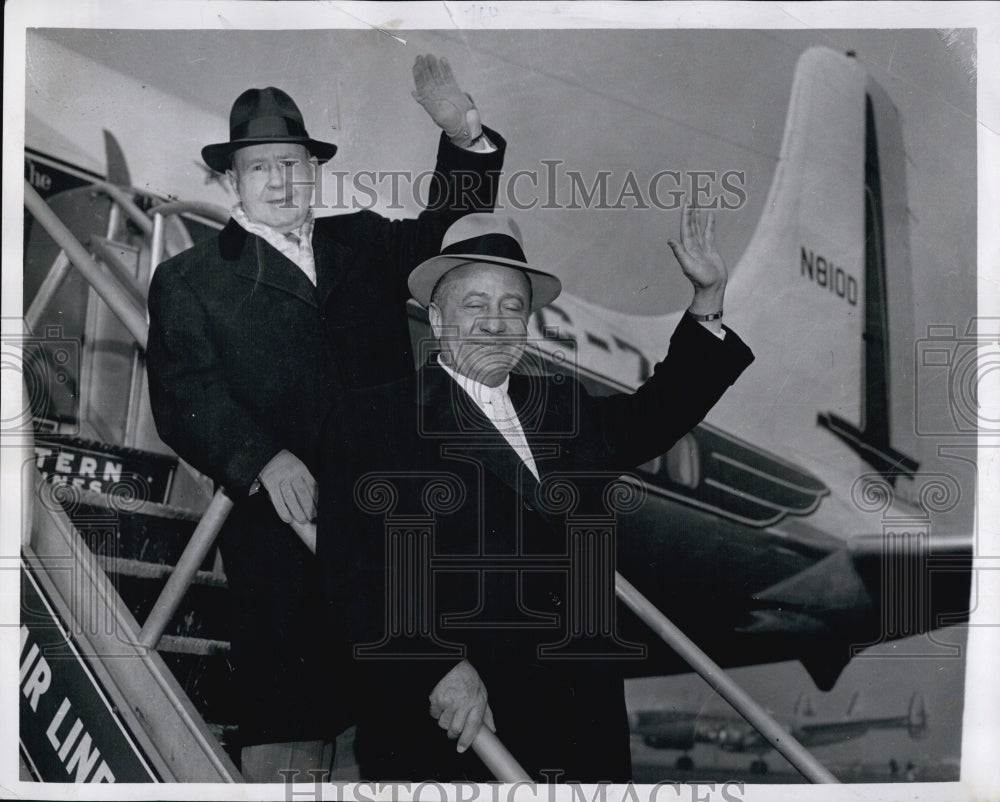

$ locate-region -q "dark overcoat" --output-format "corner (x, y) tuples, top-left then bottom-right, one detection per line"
(145, 130), (505, 746)
(319, 315), (755, 781)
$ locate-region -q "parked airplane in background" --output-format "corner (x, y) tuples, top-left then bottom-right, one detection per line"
(16, 30), (974, 781)
(631, 691), (927, 775)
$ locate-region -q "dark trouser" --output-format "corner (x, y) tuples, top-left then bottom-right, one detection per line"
(355, 661), (631, 783)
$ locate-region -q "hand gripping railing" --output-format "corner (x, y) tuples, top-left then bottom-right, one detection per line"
(291, 523), (533, 781)
(143, 511), (839, 781)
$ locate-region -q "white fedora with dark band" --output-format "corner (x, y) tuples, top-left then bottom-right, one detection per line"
(408, 214), (562, 312)
(202, 87), (338, 174)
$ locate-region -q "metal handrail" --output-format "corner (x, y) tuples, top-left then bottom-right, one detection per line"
(149, 201), (229, 281)
(615, 572), (839, 783)
(24, 181), (149, 349)
(24, 250), (72, 334)
(151, 200), (230, 224)
(472, 729), (530, 782)
(87, 179), (155, 236)
(89, 235), (149, 305)
(138, 489), (234, 648)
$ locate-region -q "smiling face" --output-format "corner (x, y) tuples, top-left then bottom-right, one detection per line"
(227, 142), (316, 232)
(429, 262), (533, 387)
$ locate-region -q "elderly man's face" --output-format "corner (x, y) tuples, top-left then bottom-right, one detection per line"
(429, 263), (532, 387)
(228, 143), (315, 232)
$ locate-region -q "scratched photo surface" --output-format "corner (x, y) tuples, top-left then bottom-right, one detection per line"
(6, 5), (994, 801)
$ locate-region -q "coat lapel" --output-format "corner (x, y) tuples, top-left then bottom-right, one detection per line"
(219, 217), (353, 309)
(417, 364), (541, 500)
(220, 219), (316, 307)
(507, 372), (571, 469)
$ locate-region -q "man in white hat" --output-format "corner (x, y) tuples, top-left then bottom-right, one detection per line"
(319, 207), (755, 781)
(147, 56), (505, 781)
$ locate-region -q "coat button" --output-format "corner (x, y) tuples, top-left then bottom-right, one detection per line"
(548, 592), (562, 607)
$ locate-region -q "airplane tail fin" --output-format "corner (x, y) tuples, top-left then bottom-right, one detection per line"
(719, 47), (919, 488)
(907, 691), (928, 740)
(793, 692), (816, 718)
(103, 129), (131, 188)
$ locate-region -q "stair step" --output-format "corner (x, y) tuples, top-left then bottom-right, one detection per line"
(60, 490), (214, 569)
(108, 571), (232, 642)
(68, 485), (202, 520)
(157, 635), (230, 656)
(40, 453), (243, 747)
(205, 722), (240, 766)
(97, 555), (227, 588)
(159, 650), (239, 728)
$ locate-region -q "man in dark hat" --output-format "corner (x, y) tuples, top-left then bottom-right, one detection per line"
(319, 208), (755, 781)
(146, 55), (505, 781)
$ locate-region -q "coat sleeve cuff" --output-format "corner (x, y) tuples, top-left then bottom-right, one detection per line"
(670, 313), (755, 372)
(435, 125), (506, 170)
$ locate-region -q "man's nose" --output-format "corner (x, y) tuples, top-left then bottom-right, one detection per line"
(266, 163), (284, 187)
(476, 314), (508, 334)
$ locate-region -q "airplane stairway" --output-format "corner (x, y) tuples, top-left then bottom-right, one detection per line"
(50, 479), (238, 748)
(19, 177), (244, 781)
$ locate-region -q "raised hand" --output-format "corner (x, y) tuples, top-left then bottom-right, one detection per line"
(412, 55), (482, 146)
(667, 203), (727, 315)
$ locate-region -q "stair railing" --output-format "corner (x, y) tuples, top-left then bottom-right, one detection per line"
(138, 489), (233, 648)
(24, 181), (148, 349)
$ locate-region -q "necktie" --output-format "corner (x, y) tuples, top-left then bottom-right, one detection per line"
(488, 385), (540, 481)
(283, 230), (317, 285)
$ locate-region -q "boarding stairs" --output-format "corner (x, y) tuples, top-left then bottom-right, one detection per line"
(20, 179), (241, 781)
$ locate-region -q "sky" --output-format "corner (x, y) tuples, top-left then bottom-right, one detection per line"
(22, 25), (977, 325)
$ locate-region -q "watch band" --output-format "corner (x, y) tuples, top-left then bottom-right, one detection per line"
(686, 308), (723, 322)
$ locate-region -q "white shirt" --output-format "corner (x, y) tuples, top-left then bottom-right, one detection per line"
(437, 357), (540, 481)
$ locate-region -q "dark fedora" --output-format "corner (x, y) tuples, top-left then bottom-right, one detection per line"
(408, 214), (562, 313)
(201, 87), (338, 173)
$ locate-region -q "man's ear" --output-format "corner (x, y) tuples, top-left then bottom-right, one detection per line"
(225, 169), (239, 197)
(428, 303), (443, 339)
